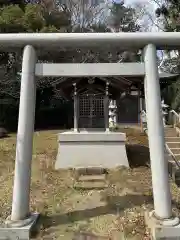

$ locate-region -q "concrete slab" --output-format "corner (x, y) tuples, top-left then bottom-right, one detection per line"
(55, 131), (129, 169)
(145, 211), (180, 240)
(0, 213), (39, 240)
(58, 130), (126, 142)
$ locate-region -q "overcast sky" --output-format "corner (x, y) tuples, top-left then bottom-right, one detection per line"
(114, 0), (148, 4)
(125, 0), (150, 4)
(124, 0), (157, 9)
(125, 0), (142, 3)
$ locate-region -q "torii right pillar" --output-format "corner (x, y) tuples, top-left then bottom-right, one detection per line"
(144, 44), (180, 239)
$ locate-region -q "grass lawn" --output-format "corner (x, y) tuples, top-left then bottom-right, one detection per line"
(0, 128), (180, 239)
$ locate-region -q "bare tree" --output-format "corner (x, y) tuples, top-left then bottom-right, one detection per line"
(57, 0), (110, 32)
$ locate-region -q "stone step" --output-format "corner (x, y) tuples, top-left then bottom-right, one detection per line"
(165, 126), (176, 129)
(76, 167), (108, 176)
(165, 137), (180, 142)
(165, 133), (178, 138)
(169, 152), (180, 162)
(167, 142), (180, 148)
(78, 174), (106, 182)
(173, 154), (180, 161)
(164, 125), (174, 130)
(165, 127), (177, 131)
(165, 129), (178, 137)
(74, 181), (108, 190)
(170, 149), (180, 155)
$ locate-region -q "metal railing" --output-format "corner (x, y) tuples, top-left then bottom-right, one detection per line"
(165, 143), (180, 168)
(169, 110), (180, 127)
(141, 109), (180, 174)
(141, 109), (180, 128)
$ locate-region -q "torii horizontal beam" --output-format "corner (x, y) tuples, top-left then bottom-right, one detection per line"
(35, 63), (144, 77)
(1, 32), (180, 50)
(35, 62), (178, 79)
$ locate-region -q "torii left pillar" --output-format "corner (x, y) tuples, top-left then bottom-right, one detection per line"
(7, 45), (39, 228)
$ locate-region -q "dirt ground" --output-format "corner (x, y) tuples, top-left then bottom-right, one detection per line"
(0, 127), (180, 239)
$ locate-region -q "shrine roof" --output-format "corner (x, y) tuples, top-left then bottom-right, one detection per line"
(42, 71), (178, 99)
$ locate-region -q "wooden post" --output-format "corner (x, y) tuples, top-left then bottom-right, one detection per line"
(104, 81), (109, 132)
(138, 89), (143, 132)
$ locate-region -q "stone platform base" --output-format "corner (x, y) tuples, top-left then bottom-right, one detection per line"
(55, 131), (129, 169)
(0, 213), (39, 240)
(145, 211), (180, 240)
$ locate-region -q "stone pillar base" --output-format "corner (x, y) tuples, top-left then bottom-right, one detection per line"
(145, 210), (180, 239)
(0, 212), (39, 240)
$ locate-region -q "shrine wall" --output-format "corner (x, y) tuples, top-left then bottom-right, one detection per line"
(117, 94), (143, 124)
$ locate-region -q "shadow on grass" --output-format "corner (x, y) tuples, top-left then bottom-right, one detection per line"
(34, 126), (69, 132)
(126, 144), (150, 168)
(32, 194), (153, 237)
(0, 134), (10, 139)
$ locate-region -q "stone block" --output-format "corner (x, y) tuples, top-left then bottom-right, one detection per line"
(0, 213), (39, 240)
(55, 131), (129, 169)
(145, 211), (180, 240)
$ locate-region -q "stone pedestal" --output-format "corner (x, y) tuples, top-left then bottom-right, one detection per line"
(55, 131), (129, 169)
(0, 213), (39, 240)
(145, 211), (180, 240)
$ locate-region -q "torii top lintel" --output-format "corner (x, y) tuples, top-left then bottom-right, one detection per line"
(1, 32), (180, 50)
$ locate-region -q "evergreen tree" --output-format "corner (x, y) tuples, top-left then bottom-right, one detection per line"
(0, 0), (25, 7)
(155, 0), (180, 32)
(0, 0), (71, 100)
(108, 1), (140, 62)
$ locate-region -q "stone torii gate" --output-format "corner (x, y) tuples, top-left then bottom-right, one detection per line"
(1, 32), (180, 239)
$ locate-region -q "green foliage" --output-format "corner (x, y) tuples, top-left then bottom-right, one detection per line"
(0, 0), (25, 7)
(24, 4), (45, 32)
(0, 3), (70, 33)
(0, 5), (25, 32)
(162, 77), (180, 111)
(0, 0), (72, 120)
(40, 25), (58, 33)
(155, 0), (180, 31)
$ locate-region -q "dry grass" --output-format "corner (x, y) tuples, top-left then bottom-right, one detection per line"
(0, 128), (180, 239)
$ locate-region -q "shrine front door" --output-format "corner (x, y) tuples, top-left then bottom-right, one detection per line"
(78, 93), (105, 129)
